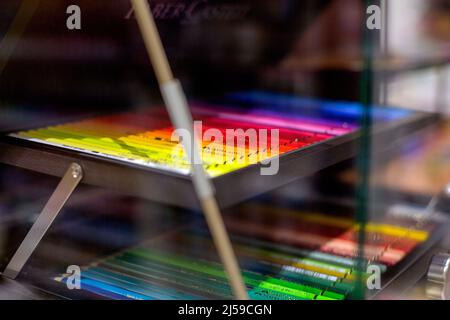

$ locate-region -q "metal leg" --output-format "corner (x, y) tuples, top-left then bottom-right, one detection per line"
(1, 163), (83, 279)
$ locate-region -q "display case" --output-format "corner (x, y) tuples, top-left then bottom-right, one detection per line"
(0, 0), (449, 300)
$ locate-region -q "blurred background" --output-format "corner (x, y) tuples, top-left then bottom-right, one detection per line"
(0, 0), (449, 300)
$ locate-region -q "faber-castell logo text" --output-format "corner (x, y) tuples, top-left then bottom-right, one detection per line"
(125, 0), (251, 24)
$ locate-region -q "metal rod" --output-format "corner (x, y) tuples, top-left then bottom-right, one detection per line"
(130, 0), (248, 300)
(0, 0), (40, 76)
(2, 163), (83, 279)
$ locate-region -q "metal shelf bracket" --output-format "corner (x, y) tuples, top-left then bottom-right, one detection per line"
(1, 163), (83, 279)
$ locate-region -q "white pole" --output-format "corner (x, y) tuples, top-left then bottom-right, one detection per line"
(130, 0), (249, 300)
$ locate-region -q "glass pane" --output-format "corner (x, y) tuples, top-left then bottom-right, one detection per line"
(0, 0), (448, 301)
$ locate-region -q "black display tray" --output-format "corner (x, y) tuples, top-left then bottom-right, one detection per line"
(0, 110), (438, 210)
